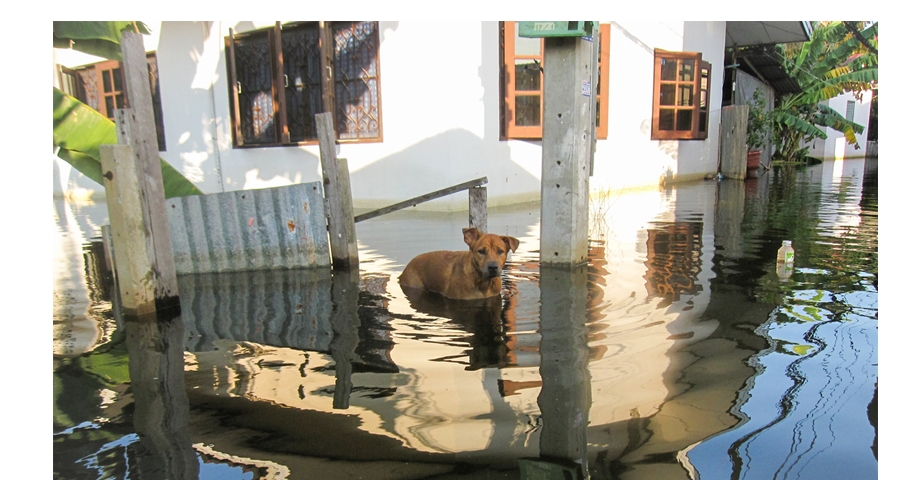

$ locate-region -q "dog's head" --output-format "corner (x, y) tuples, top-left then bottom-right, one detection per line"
(462, 228), (520, 278)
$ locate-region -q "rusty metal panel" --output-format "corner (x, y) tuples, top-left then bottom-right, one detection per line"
(178, 268), (334, 353)
(167, 182), (330, 274)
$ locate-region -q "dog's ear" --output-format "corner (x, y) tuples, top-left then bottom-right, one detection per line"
(502, 236), (520, 253)
(462, 227), (482, 247)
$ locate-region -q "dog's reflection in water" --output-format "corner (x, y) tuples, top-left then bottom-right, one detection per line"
(401, 284), (512, 370)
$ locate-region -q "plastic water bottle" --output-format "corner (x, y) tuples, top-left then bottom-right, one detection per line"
(777, 240), (795, 265)
(776, 240), (794, 281)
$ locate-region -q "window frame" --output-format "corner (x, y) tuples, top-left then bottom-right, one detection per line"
(59, 53), (167, 151)
(500, 21), (611, 140)
(651, 49), (711, 141)
(225, 21), (383, 148)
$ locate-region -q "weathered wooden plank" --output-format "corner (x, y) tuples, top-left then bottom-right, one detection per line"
(354, 177), (489, 223)
(330, 268), (360, 409)
(100, 144), (157, 316)
(316, 112), (359, 269)
(720, 105), (749, 180)
(118, 32), (179, 306)
(468, 186), (488, 231)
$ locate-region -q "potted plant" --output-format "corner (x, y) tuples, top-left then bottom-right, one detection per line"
(746, 87), (770, 176)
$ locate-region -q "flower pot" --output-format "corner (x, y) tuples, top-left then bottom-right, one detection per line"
(747, 150), (762, 178)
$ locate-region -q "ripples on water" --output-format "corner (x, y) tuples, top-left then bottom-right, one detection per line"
(53, 159), (877, 479)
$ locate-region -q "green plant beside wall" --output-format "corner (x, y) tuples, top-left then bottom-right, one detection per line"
(747, 87), (771, 152)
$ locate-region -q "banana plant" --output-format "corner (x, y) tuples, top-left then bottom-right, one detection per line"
(53, 21), (202, 198)
(54, 87), (203, 198)
(769, 21), (877, 162)
(53, 21), (150, 60)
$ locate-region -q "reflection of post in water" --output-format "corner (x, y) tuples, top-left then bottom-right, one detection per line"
(524, 265), (591, 479)
(124, 309), (198, 479)
(714, 179), (746, 258)
(331, 268), (361, 409)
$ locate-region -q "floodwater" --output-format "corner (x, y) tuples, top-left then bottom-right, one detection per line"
(53, 158), (878, 479)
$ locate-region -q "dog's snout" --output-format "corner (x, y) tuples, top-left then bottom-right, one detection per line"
(487, 262), (500, 275)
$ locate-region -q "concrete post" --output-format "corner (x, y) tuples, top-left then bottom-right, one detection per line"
(536, 264), (591, 477)
(539, 26), (598, 267)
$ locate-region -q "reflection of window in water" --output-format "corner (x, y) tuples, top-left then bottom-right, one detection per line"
(644, 222), (703, 305)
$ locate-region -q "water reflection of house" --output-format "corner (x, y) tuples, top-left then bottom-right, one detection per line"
(643, 222), (703, 306)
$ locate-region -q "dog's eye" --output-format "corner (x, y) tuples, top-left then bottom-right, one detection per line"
(478, 248), (487, 255)
(497, 248), (505, 255)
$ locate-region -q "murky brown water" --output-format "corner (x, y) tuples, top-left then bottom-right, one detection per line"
(53, 158), (877, 479)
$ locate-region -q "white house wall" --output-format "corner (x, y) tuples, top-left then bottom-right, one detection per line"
(804, 90), (872, 160)
(593, 21), (724, 194)
(54, 21), (727, 210)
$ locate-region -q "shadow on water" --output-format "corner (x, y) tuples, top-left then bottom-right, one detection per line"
(53, 158), (878, 479)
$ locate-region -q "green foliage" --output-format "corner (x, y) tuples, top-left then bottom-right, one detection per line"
(53, 21), (150, 61)
(769, 21), (877, 162)
(54, 87), (203, 198)
(747, 87), (771, 149)
(53, 21), (203, 198)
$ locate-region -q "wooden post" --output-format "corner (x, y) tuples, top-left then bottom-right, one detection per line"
(468, 186), (488, 232)
(354, 177), (487, 223)
(316, 112), (359, 269)
(330, 268), (361, 409)
(125, 310), (198, 478)
(720, 105), (749, 180)
(100, 225), (115, 282)
(539, 26), (598, 267)
(111, 32), (179, 310)
(101, 144), (158, 316)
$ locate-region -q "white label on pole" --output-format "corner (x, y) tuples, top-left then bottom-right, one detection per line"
(582, 80), (591, 97)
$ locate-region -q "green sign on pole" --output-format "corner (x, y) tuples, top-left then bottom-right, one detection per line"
(518, 21), (594, 38)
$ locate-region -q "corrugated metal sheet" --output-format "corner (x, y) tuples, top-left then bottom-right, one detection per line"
(167, 182), (330, 274)
(178, 268), (334, 353)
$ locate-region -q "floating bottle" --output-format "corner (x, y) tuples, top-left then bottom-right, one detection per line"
(777, 240), (795, 265)
(776, 240), (794, 281)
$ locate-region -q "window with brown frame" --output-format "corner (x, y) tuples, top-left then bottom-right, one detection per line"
(225, 21), (382, 147)
(59, 53), (167, 151)
(500, 21), (610, 140)
(651, 49), (710, 140)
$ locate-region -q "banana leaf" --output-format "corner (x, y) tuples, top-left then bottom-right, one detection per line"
(53, 87), (203, 198)
(799, 67), (878, 105)
(53, 21), (150, 61)
(813, 104), (865, 147)
(770, 110), (828, 140)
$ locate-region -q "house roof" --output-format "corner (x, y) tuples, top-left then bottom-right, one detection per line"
(725, 21), (812, 48)
(725, 22), (813, 95)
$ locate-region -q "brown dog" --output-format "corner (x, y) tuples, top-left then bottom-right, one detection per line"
(399, 228), (519, 300)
